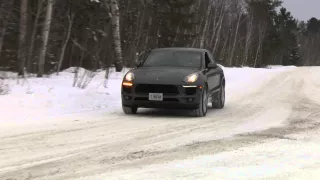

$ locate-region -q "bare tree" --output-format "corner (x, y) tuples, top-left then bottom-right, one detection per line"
(108, 0), (123, 72)
(243, 12), (253, 66)
(27, 0), (44, 73)
(212, 0), (229, 54)
(18, 0), (28, 77)
(57, 12), (75, 75)
(200, 0), (212, 48)
(254, 21), (267, 67)
(38, 0), (54, 77)
(229, 12), (242, 66)
(0, 1), (14, 62)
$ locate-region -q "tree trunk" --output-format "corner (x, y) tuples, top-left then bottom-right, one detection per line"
(254, 22), (267, 67)
(243, 14), (253, 66)
(209, 4), (220, 47)
(0, 1), (14, 62)
(57, 13), (75, 75)
(143, 15), (152, 52)
(200, 0), (212, 48)
(18, 0), (28, 77)
(27, 0), (43, 73)
(109, 0), (123, 72)
(192, 1), (205, 48)
(229, 13), (242, 66)
(212, 8), (226, 54)
(254, 41), (262, 68)
(220, 28), (231, 62)
(38, 0), (54, 77)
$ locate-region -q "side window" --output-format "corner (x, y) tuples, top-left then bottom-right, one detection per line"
(204, 52), (210, 68)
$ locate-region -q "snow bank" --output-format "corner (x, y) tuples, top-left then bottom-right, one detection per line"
(0, 67), (130, 122)
(223, 66), (294, 103)
(0, 66), (293, 122)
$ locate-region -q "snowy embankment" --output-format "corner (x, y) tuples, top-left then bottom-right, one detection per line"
(0, 68), (127, 122)
(0, 65), (295, 122)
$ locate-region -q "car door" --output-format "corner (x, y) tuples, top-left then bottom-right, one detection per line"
(207, 51), (221, 92)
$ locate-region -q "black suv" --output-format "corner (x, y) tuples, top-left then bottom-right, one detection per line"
(121, 47), (225, 117)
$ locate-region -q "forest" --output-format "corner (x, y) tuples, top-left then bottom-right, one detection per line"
(0, 0), (320, 77)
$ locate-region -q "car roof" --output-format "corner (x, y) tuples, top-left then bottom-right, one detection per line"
(151, 47), (207, 53)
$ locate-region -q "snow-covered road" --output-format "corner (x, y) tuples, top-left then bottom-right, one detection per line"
(1, 67), (320, 180)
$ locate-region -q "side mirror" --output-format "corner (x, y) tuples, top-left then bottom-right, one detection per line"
(208, 63), (218, 69)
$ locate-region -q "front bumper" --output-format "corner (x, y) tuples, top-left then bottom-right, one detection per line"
(121, 83), (203, 109)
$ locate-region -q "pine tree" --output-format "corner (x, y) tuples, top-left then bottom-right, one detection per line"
(307, 17), (320, 33)
(276, 8), (301, 66)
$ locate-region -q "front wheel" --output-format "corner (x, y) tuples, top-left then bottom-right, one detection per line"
(193, 86), (208, 117)
(122, 105), (138, 114)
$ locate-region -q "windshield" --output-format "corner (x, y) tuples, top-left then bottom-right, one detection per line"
(142, 51), (202, 68)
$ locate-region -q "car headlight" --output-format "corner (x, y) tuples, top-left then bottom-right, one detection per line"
(184, 73), (199, 83)
(124, 72), (134, 81)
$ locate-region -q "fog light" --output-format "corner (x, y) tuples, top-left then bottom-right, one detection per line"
(188, 98), (193, 102)
(125, 96), (129, 100)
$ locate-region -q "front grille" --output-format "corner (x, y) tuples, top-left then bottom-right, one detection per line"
(135, 84), (179, 95)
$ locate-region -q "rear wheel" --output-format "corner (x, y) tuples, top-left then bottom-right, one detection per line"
(193, 86), (208, 117)
(122, 105), (138, 114)
(212, 83), (225, 109)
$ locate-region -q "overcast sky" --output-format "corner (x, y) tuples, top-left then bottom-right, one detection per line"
(282, 0), (320, 21)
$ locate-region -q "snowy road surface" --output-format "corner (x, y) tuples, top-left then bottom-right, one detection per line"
(1, 67), (320, 180)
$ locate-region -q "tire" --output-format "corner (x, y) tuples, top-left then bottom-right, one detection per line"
(212, 83), (225, 109)
(193, 86), (208, 117)
(122, 105), (138, 114)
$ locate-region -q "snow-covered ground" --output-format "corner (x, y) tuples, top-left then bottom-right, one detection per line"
(0, 68), (128, 122)
(81, 139), (320, 180)
(2, 65), (320, 180)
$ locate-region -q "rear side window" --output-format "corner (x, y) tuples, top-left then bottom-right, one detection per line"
(142, 51), (202, 68)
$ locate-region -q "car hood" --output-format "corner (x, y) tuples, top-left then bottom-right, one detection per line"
(132, 67), (199, 84)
